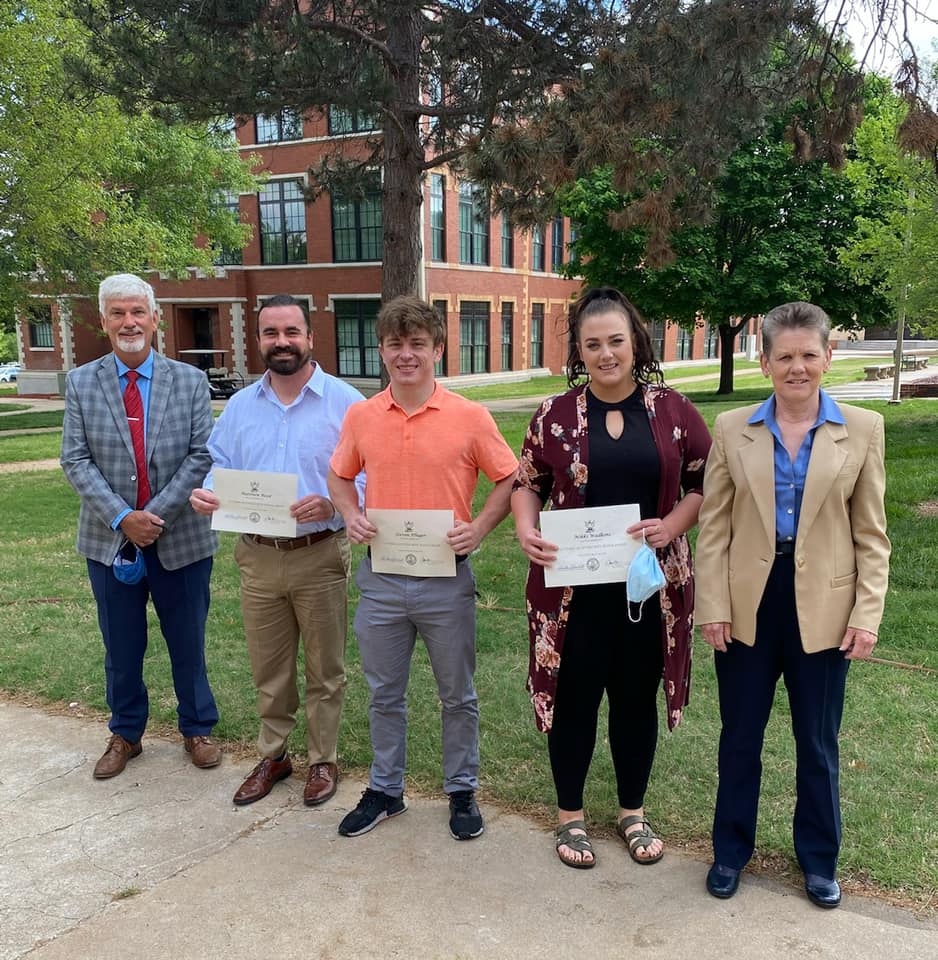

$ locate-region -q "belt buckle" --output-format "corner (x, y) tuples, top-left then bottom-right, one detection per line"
(271, 536), (293, 549)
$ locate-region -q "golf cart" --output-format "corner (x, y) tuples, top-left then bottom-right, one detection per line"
(177, 349), (244, 399)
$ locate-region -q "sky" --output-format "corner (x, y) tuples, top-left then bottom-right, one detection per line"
(839, 0), (938, 74)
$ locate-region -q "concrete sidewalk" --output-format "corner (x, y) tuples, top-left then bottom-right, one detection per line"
(1, 701), (935, 960)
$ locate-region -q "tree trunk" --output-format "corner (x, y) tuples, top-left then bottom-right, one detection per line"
(382, 5), (423, 303)
(717, 319), (747, 394)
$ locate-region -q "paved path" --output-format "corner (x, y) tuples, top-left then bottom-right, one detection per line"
(1, 701), (935, 960)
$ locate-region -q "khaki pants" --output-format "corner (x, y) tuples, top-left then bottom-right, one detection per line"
(234, 532), (351, 762)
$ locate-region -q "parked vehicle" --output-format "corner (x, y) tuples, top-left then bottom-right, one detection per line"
(176, 349), (243, 399)
(0, 362), (20, 383)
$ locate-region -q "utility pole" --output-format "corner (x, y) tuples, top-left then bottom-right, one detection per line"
(889, 185), (915, 405)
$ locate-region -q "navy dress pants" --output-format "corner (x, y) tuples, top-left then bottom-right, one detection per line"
(87, 547), (218, 743)
(712, 554), (849, 880)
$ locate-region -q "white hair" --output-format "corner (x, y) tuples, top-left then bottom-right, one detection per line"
(98, 274), (157, 315)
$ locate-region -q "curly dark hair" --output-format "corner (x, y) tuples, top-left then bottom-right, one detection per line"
(566, 287), (663, 389)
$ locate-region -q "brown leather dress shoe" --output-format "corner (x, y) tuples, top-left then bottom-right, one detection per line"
(232, 756), (293, 805)
(184, 736), (222, 769)
(304, 762), (339, 806)
(93, 734), (142, 779)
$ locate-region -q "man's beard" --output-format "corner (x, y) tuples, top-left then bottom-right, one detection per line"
(117, 334), (147, 354)
(264, 344), (311, 375)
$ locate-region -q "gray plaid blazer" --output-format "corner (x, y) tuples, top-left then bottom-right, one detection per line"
(61, 351), (217, 570)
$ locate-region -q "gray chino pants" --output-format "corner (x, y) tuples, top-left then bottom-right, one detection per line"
(354, 554), (479, 796)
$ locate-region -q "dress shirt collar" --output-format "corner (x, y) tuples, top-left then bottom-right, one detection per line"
(114, 349), (154, 381)
(378, 381), (444, 414)
(257, 361), (321, 405)
(747, 388), (845, 429)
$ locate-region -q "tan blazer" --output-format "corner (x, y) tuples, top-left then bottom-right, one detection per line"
(694, 401), (890, 652)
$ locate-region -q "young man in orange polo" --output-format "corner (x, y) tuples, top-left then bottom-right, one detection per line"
(328, 296), (518, 840)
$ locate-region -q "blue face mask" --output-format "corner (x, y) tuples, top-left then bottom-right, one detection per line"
(627, 532), (666, 623)
(112, 539), (146, 585)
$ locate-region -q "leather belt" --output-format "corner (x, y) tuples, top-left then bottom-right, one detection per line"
(247, 530), (336, 550)
(775, 541), (795, 556)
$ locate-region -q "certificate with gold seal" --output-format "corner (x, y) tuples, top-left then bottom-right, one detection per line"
(368, 508), (456, 577)
(210, 467), (298, 537)
(539, 504), (641, 588)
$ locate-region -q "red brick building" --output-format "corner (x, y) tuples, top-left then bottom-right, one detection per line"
(15, 107), (756, 394)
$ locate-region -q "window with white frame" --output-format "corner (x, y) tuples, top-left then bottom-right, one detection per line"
(214, 191), (243, 266)
(501, 301), (513, 371)
(432, 299), (448, 376)
(328, 106), (378, 135)
(459, 301), (489, 373)
(551, 217), (564, 271)
(501, 213), (514, 268)
(255, 109), (302, 143)
(259, 180), (307, 265)
(531, 225), (545, 272)
(430, 174), (446, 262)
(676, 324), (693, 360)
(28, 305), (54, 348)
(458, 182), (489, 265)
(335, 300), (381, 377)
(332, 177), (382, 262)
(704, 322), (719, 359)
(530, 303), (544, 367)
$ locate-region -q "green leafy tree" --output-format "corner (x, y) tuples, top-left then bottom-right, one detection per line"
(72, 1), (938, 302)
(561, 128), (891, 393)
(840, 77), (938, 336)
(0, 0), (258, 326)
(74, 0), (618, 300)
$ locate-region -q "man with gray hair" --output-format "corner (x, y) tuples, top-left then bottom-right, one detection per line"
(62, 273), (222, 779)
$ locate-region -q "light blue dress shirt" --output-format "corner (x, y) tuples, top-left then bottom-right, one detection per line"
(747, 388), (845, 544)
(206, 362), (365, 534)
(111, 351), (155, 529)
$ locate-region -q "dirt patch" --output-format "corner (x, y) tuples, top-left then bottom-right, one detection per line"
(0, 458), (60, 474)
(916, 500), (938, 518)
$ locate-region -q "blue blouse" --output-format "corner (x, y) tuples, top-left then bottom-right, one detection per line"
(747, 388), (845, 543)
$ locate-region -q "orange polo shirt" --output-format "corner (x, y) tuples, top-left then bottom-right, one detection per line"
(330, 384), (518, 522)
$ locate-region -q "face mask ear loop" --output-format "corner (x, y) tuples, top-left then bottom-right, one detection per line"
(627, 527), (649, 624)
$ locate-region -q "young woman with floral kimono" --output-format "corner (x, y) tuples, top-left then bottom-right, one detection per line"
(511, 287), (711, 869)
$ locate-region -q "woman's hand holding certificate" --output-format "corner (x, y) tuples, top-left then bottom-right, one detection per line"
(538, 504), (642, 588)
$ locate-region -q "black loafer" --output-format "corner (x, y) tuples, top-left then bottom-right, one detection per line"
(706, 863), (741, 899)
(805, 874), (841, 909)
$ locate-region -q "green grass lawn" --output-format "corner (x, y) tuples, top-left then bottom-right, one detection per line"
(0, 434), (63, 463)
(0, 391), (935, 903)
(452, 355), (893, 401)
(0, 410), (64, 431)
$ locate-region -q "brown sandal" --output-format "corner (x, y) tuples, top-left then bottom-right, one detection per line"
(616, 814), (663, 865)
(555, 819), (596, 869)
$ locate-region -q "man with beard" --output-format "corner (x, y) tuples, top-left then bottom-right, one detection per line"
(62, 273), (222, 779)
(191, 294), (364, 806)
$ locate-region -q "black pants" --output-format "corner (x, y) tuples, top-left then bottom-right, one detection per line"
(712, 554), (849, 879)
(548, 583), (663, 811)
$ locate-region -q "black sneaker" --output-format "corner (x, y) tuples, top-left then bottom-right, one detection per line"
(338, 788), (407, 837)
(449, 790), (484, 840)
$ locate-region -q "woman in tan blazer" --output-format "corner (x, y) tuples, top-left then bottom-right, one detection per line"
(695, 302), (890, 909)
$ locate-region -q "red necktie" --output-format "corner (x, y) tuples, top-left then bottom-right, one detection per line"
(123, 370), (151, 508)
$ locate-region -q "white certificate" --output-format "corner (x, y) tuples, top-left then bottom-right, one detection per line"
(368, 508), (456, 577)
(539, 504), (642, 588)
(210, 468), (298, 538)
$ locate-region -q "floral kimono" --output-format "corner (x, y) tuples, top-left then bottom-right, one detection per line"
(514, 384), (711, 733)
